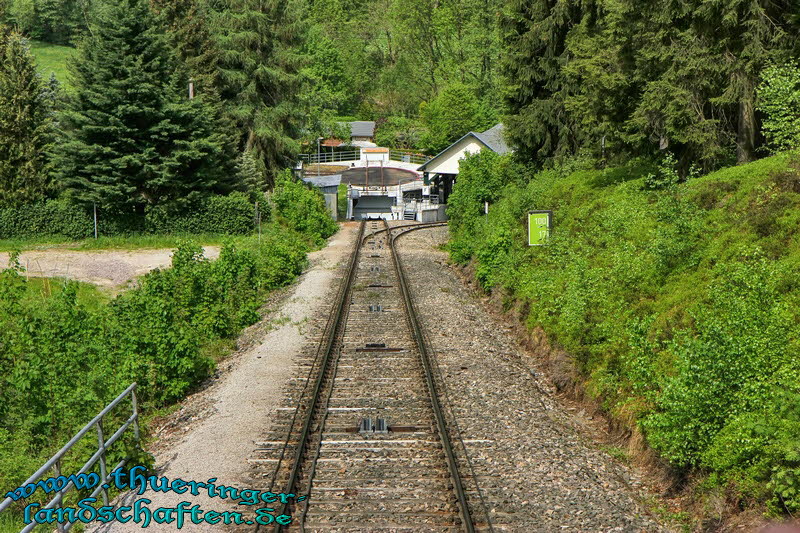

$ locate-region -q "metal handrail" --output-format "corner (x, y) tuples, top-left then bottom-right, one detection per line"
(299, 150), (361, 164)
(0, 383), (141, 533)
(388, 149), (432, 165)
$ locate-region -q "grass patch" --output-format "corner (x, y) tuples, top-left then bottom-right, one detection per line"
(28, 40), (75, 86)
(0, 514), (50, 533)
(23, 277), (110, 310)
(0, 234), (231, 252)
(599, 444), (629, 464)
(199, 338), (237, 363)
(74, 234), (228, 250)
(0, 235), (75, 251)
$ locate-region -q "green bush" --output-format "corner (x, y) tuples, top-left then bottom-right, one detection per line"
(0, 198), (93, 239)
(374, 116), (424, 149)
(758, 62), (800, 153)
(272, 174), (338, 245)
(0, 172), (339, 522)
(0, 224), (310, 512)
(447, 151), (800, 512)
(0, 193), (259, 239)
(144, 192), (258, 235)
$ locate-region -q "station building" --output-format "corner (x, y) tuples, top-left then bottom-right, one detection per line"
(301, 124), (511, 222)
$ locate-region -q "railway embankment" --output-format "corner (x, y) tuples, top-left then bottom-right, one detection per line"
(446, 151), (800, 529)
(398, 226), (665, 531)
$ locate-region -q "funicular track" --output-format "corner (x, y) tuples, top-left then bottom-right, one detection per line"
(252, 220), (476, 532)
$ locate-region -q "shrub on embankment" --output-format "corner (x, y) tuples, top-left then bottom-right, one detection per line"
(0, 192), (260, 240)
(447, 150), (800, 517)
(271, 173), (339, 246)
(0, 181), (337, 513)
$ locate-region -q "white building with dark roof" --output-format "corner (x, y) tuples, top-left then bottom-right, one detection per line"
(349, 121), (376, 142)
(417, 123), (511, 203)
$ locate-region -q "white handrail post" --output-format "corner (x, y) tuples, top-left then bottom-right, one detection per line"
(53, 459), (65, 533)
(96, 419), (109, 506)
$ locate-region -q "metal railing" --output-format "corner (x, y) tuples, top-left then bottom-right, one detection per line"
(299, 150), (361, 164)
(388, 149), (431, 165)
(0, 383), (141, 533)
(299, 149), (432, 166)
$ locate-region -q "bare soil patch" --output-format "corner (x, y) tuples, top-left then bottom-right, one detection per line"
(0, 247), (220, 290)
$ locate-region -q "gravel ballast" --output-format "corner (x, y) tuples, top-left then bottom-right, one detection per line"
(394, 225), (667, 532)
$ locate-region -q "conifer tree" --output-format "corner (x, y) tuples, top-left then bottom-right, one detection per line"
(628, 0), (798, 166)
(152, 0), (220, 93)
(0, 31), (53, 207)
(213, 0), (304, 186)
(500, 0), (582, 163)
(53, 0), (236, 213)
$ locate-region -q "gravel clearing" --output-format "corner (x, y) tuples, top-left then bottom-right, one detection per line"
(0, 247), (221, 289)
(88, 225), (360, 532)
(395, 225), (668, 533)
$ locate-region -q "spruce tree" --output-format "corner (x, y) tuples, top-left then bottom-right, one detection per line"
(152, 0), (220, 93)
(500, 0), (582, 163)
(0, 31), (53, 208)
(53, 0), (236, 213)
(212, 0), (304, 186)
(627, 0), (798, 167)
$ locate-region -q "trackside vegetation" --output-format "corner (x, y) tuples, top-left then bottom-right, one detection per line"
(0, 192), (258, 240)
(447, 150), (800, 518)
(0, 180), (336, 517)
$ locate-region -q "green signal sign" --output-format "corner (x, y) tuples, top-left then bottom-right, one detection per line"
(528, 210), (552, 246)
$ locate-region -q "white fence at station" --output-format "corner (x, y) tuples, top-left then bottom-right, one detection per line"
(299, 149), (431, 166)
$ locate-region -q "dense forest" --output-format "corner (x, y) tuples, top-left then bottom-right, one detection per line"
(2, 0), (800, 526)
(0, 0), (799, 210)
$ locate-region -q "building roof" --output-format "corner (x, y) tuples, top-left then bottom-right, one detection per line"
(302, 175), (342, 188)
(351, 140), (377, 148)
(418, 123), (511, 172)
(472, 123), (510, 154)
(349, 121), (376, 138)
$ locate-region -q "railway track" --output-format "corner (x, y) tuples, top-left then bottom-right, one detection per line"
(250, 220), (480, 532)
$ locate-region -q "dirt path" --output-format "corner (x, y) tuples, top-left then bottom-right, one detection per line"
(0, 247), (221, 289)
(88, 224), (359, 532)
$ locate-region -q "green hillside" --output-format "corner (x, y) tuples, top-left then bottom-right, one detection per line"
(448, 151), (800, 517)
(28, 40), (74, 86)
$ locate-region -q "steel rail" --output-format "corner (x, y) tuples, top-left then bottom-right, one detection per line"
(262, 219), (364, 499)
(360, 221), (447, 245)
(385, 220), (475, 533)
(269, 220), (366, 532)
